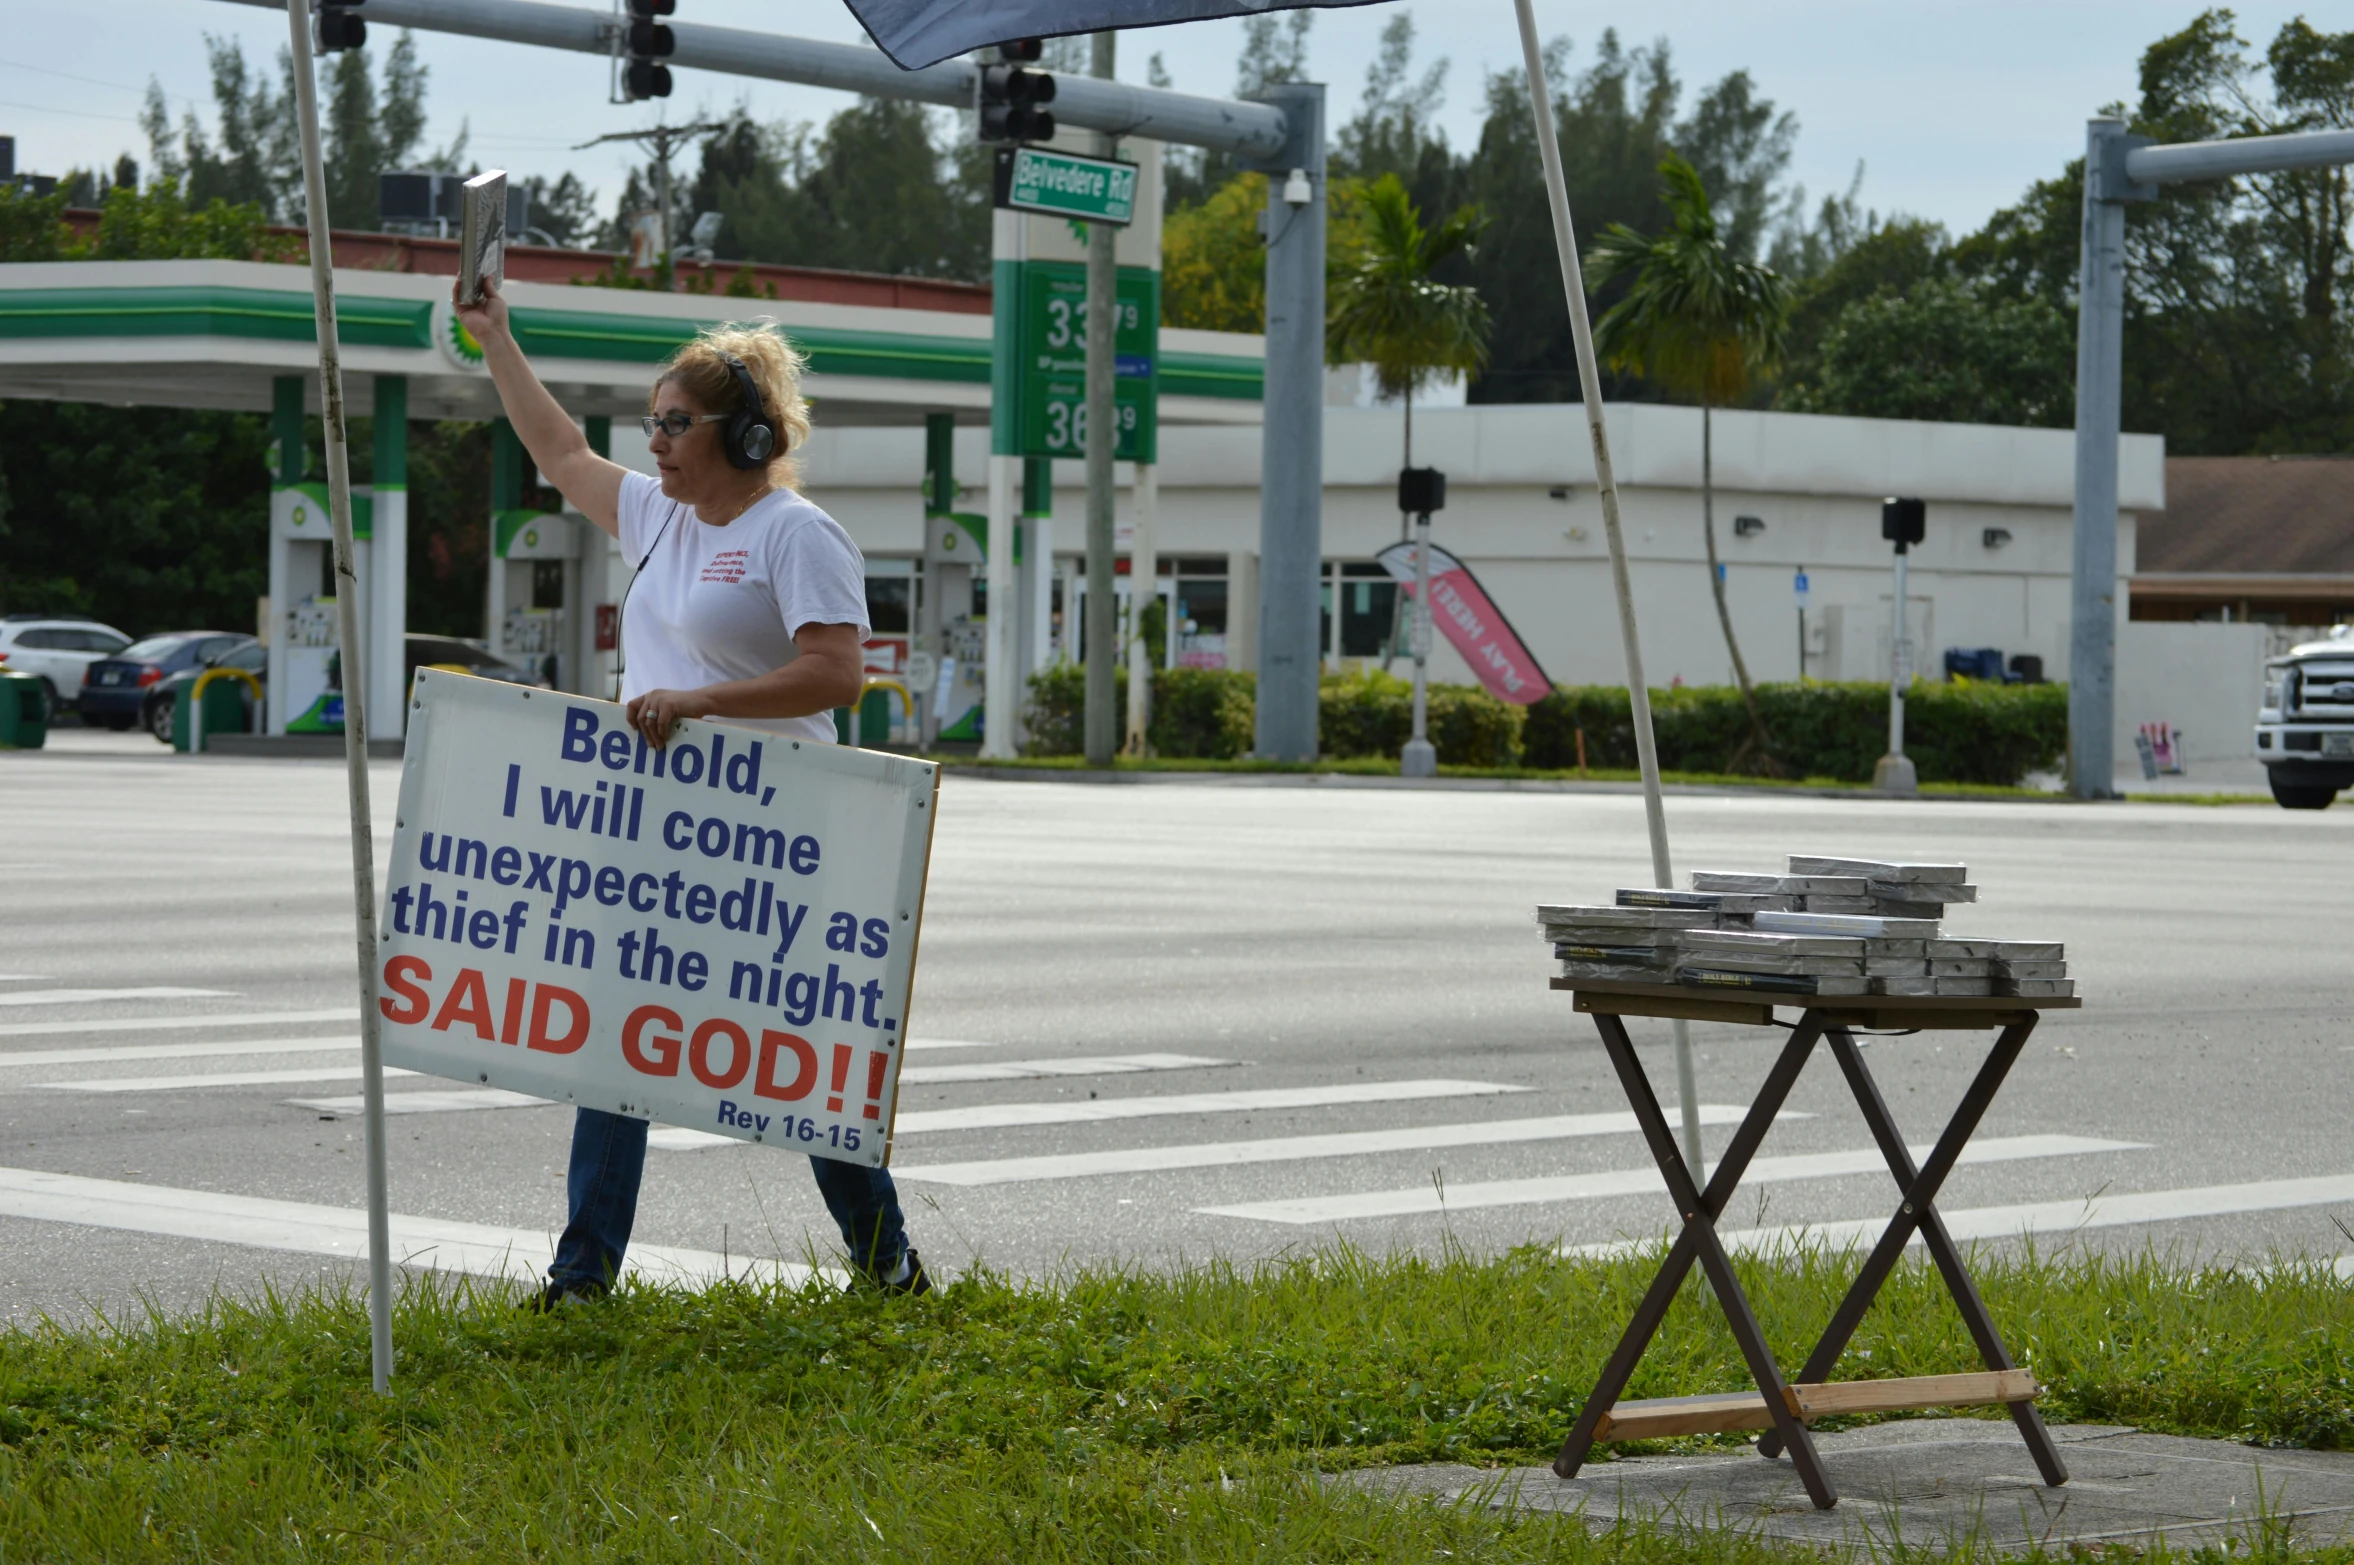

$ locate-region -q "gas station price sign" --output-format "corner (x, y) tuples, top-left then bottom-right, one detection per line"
(1017, 261), (1158, 463)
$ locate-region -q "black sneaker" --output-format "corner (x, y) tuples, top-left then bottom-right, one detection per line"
(879, 1249), (932, 1297)
(522, 1279), (606, 1313)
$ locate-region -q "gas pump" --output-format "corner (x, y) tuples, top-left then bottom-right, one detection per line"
(266, 483), (371, 734)
(487, 510), (585, 690)
(919, 510), (989, 744)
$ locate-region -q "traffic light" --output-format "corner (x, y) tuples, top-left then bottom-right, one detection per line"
(1881, 495), (1925, 549)
(977, 42), (1055, 144)
(623, 0), (675, 101)
(315, 0), (365, 53)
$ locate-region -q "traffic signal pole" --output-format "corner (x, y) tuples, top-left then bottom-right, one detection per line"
(2068, 119), (2354, 800)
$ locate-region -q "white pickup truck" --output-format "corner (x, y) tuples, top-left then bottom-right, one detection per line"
(2256, 627), (2354, 809)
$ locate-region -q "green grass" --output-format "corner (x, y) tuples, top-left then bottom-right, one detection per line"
(933, 753), (2059, 799)
(2125, 791), (2278, 806)
(5, 1244), (2354, 1560)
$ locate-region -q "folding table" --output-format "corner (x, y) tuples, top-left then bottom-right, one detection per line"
(1552, 976), (2082, 1510)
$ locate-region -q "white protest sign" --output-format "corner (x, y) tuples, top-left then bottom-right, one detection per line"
(379, 671), (938, 1166)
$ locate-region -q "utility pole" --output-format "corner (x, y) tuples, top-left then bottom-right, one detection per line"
(1082, 30), (1119, 768)
(573, 120), (726, 277)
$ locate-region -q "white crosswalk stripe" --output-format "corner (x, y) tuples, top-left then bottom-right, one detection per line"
(0, 1164), (831, 1287)
(0, 1037), (358, 1069)
(899, 1052), (1238, 1085)
(891, 1106), (1802, 1186)
(43, 1066), (419, 1092)
(35, 1052), (1232, 1097)
(0, 1007), (359, 1038)
(1199, 1135), (2146, 1225)
(0, 987), (237, 1009)
(1561, 1172), (2354, 1259)
(293, 1077), (1530, 1132)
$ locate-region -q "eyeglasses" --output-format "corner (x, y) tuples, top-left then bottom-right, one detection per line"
(640, 411), (729, 439)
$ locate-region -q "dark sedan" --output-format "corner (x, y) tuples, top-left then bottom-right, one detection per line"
(79, 632), (252, 730)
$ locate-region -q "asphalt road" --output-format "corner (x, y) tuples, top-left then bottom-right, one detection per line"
(3, 728), (2349, 1325)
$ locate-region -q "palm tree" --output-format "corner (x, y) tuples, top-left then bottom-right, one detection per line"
(1327, 173), (1490, 670)
(1329, 173), (1491, 473)
(1587, 154), (1792, 771)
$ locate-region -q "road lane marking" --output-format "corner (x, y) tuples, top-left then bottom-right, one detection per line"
(899, 1053), (1238, 1085)
(0, 1165), (830, 1288)
(1203, 1135), (2146, 1225)
(0, 975), (54, 982)
(1567, 1172), (2354, 1259)
(892, 1106), (1801, 1186)
(0, 1008), (360, 1038)
(0, 987), (237, 1008)
(41, 1066), (419, 1092)
(0, 1037), (358, 1069)
(299, 1078), (1534, 1140)
(291, 1088), (549, 1115)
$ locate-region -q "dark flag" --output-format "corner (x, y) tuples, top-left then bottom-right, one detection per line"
(839, 0), (1389, 71)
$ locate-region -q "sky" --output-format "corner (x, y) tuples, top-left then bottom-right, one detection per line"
(4, 0), (2323, 243)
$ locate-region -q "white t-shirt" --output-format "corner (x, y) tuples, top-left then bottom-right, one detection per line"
(616, 470), (869, 744)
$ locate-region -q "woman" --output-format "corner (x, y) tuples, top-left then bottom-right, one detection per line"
(454, 278), (928, 1304)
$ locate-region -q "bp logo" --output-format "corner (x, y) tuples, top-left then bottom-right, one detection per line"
(522, 527), (541, 550)
(431, 298), (487, 371)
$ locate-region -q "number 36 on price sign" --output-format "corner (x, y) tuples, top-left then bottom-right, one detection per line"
(1018, 260), (1159, 464)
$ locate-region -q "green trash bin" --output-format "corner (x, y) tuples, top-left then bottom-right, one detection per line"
(0, 670), (48, 749)
(172, 671), (255, 753)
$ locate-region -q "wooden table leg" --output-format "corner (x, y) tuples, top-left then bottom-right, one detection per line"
(1755, 1020), (2068, 1487)
(1559, 1011), (1838, 1508)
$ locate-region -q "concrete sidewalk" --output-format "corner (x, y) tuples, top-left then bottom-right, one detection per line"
(1346, 1420), (2354, 1553)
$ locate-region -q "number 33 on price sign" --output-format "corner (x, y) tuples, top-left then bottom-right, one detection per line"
(1018, 260), (1158, 464)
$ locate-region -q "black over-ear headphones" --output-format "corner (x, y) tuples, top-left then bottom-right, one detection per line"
(715, 350), (779, 471)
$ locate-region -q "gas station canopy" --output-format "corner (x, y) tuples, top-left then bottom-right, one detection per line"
(0, 257), (1263, 425)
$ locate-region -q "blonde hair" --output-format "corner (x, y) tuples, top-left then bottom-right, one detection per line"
(652, 319), (812, 488)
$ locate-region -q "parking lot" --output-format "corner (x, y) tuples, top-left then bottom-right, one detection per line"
(2, 729), (2349, 1323)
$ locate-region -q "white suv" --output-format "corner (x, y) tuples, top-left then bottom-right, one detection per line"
(0, 615), (133, 716)
(2256, 625), (2354, 809)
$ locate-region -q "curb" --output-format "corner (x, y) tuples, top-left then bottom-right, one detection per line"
(941, 765), (2092, 803)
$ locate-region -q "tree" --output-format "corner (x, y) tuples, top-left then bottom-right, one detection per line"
(1789, 279), (2073, 426)
(1327, 174), (1490, 473)
(1588, 154), (1791, 768)
(677, 104), (990, 282)
(1160, 173), (1374, 333)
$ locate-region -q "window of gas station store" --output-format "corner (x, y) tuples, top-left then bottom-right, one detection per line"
(1046, 557), (1399, 671)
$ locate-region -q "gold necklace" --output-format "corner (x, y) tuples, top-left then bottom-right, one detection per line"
(702, 485), (774, 525)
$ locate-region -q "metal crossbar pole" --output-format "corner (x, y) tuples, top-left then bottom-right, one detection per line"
(1510, 0), (1701, 1175)
(285, 0), (395, 1394)
(214, 0), (1289, 156)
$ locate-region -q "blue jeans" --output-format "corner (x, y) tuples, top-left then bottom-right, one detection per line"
(549, 1106), (910, 1291)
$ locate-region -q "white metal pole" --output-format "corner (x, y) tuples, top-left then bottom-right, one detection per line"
(286, 0), (394, 1393)
(1889, 544), (1909, 756)
(1511, 0), (1701, 1175)
(1401, 511), (1436, 777)
(1124, 463), (1157, 755)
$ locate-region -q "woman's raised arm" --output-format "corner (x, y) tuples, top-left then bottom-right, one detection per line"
(452, 278), (627, 538)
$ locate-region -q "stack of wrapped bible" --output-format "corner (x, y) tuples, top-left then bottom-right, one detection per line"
(1538, 854), (2072, 999)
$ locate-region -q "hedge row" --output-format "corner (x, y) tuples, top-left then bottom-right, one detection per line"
(1019, 665), (2068, 785)
(1522, 680), (2068, 784)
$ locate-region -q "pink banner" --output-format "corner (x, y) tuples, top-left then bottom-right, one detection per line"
(1376, 541), (1553, 705)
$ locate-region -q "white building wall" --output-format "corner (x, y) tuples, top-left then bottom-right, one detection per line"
(796, 403), (2164, 693)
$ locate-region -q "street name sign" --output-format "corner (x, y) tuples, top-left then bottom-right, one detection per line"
(379, 671), (940, 1166)
(993, 146), (1138, 226)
